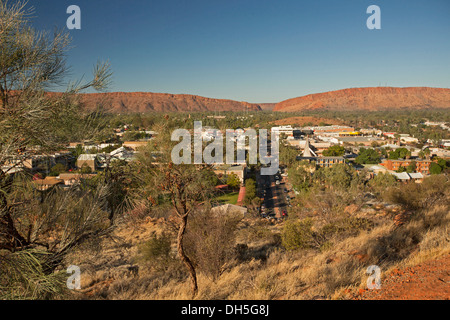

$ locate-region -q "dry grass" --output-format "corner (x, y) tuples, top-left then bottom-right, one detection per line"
(65, 183), (449, 300)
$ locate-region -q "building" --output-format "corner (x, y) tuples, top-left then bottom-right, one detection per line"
(76, 154), (99, 172)
(32, 177), (64, 191)
(123, 141), (149, 151)
(338, 131), (362, 137)
(296, 137), (345, 168)
(383, 132), (397, 139)
(6, 152), (73, 174)
(286, 139), (331, 155)
(211, 204), (247, 218)
(379, 159), (432, 175)
(302, 125), (355, 137)
(408, 172), (424, 183)
(400, 136), (419, 144)
(390, 172), (411, 182)
(58, 173), (97, 186)
(271, 125), (294, 138)
(332, 136), (382, 146)
(213, 164), (247, 184)
(315, 156), (346, 168)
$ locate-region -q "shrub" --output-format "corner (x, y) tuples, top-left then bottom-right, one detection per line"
(135, 232), (174, 271)
(281, 218), (317, 251)
(184, 210), (242, 281)
(49, 163), (66, 176)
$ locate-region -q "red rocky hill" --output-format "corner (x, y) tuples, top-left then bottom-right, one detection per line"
(71, 92), (262, 113)
(274, 87), (450, 112)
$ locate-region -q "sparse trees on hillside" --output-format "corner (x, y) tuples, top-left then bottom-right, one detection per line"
(131, 125), (217, 298)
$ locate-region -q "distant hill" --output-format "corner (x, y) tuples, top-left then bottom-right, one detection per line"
(71, 92), (262, 113)
(274, 87), (450, 112)
(258, 103), (277, 111)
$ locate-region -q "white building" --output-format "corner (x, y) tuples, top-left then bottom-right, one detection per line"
(271, 125), (294, 137)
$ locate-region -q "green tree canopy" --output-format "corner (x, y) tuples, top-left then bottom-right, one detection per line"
(355, 148), (381, 164)
(322, 145), (345, 157)
(226, 173), (241, 189)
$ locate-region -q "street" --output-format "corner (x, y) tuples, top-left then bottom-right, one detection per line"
(256, 167), (288, 220)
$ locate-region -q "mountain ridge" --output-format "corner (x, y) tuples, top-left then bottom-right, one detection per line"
(69, 91), (262, 113)
(274, 87), (450, 112)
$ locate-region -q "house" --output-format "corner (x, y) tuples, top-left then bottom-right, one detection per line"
(213, 164), (246, 184)
(32, 177), (64, 191)
(123, 141), (149, 151)
(364, 164), (389, 174)
(428, 147), (450, 159)
(400, 136), (419, 144)
(389, 171), (410, 182)
(58, 173), (97, 186)
(408, 172), (424, 183)
(383, 132), (397, 139)
(8, 152), (74, 174)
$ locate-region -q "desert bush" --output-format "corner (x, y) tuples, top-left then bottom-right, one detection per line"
(135, 232), (176, 271)
(281, 218), (319, 251)
(320, 217), (374, 239)
(184, 210), (242, 281)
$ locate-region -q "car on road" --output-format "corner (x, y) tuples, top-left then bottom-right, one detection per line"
(276, 180), (280, 185)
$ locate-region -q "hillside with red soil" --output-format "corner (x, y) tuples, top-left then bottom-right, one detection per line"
(73, 92), (262, 113)
(274, 87), (450, 112)
(354, 254), (450, 300)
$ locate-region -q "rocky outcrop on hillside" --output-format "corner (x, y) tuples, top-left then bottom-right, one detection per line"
(274, 87), (450, 112)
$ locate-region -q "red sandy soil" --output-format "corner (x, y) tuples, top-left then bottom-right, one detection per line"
(274, 87), (450, 112)
(353, 254), (450, 300)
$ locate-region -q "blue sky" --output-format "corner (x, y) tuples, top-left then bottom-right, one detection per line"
(28, 0), (450, 103)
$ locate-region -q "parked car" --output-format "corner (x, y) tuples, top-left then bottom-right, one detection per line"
(276, 180), (280, 185)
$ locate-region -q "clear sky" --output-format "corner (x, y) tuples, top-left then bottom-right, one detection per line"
(28, 0), (450, 103)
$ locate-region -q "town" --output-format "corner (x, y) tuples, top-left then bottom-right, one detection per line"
(4, 114), (448, 219)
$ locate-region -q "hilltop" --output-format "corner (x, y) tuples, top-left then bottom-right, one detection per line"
(72, 92), (262, 113)
(274, 87), (450, 112)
